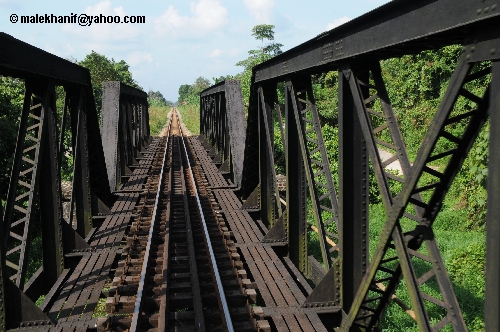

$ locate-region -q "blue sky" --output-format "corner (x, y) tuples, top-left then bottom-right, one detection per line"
(0, 0), (390, 102)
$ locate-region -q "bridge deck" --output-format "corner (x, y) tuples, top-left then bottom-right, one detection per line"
(189, 136), (329, 332)
(24, 134), (331, 332)
(37, 139), (161, 331)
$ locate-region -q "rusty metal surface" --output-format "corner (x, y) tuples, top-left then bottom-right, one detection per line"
(1, 1), (499, 330)
(101, 82), (149, 193)
(97, 110), (266, 332)
(191, 3), (500, 331)
(0, 35), (113, 330)
(191, 135), (327, 331)
(253, 0), (500, 82)
(42, 139), (161, 330)
(199, 80), (246, 189)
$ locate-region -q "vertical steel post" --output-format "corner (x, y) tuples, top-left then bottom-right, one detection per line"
(338, 67), (369, 314)
(39, 80), (64, 286)
(286, 82), (308, 274)
(258, 85), (277, 227)
(486, 60), (500, 332)
(73, 88), (93, 237)
(218, 92), (223, 154)
(0, 200), (4, 332)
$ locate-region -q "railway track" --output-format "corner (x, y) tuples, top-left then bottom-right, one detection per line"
(98, 109), (266, 331)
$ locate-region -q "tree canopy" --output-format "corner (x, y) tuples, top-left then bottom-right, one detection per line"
(251, 24), (283, 56)
(79, 51), (141, 114)
(235, 24), (283, 103)
(0, 77), (24, 201)
(177, 77), (211, 104)
(148, 90), (173, 107)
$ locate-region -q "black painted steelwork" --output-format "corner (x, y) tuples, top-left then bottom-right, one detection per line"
(101, 82), (150, 192)
(0, 33), (149, 330)
(199, 80), (246, 189)
(198, 1), (500, 330)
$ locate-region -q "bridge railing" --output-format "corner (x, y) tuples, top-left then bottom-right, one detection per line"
(202, 0), (500, 330)
(199, 80), (246, 189)
(0, 33), (150, 330)
(101, 81), (149, 192)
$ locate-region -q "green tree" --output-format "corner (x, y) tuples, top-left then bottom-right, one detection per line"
(236, 24), (283, 104)
(178, 84), (192, 104)
(177, 77), (211, 105)
(148, 90), (173, 107)
(79, 51), (141, 115)
(113, 60), (137, 87)
(0, 77), (24, 203)
(192, 77), (211, 94)
(251, 24), (283, 55)
(212, 75), (234, 84)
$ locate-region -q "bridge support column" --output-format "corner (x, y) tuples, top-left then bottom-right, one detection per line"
(486, 60), (500, 331)
(338, 66), (369, 315)
(285, 80), (309, 275)
(258, 84), (279, 229)
(69, 87), (93, 238)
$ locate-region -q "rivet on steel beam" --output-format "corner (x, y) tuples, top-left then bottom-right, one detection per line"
(491, 48), (496, 55)
(477, 9), (482, 15)
(492, 4), (497, 11)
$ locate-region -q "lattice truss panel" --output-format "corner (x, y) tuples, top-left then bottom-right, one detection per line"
(3, 81), (106, 293)
(341, 55), (491, 331)
(5, 86), (51, 287)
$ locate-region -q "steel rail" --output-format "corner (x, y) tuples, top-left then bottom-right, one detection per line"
(129, 113), (173, 332)
(176, 110), (235, 332)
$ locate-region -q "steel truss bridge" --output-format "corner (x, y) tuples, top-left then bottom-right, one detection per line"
(1, 0), (500, 330)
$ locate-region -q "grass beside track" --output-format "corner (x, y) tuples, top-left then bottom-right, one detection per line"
(149, 105), (171, 135)
(149, 104), (200, 136)
(177, 104), (200, 135)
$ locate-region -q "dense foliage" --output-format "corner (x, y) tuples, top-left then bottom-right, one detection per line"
(0, 77), (24, 203)
(79, 51), (141, 115)
(148, 90), (173, 107)
(235, 24), (283, 105)
(177, 77), (211, 105)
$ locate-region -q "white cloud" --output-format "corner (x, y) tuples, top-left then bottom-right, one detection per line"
(207, 49), (224, 58)
(62, 0), (141, 43)
(154, 0), (228, 38)
(327, 16), (350, 30)
(243, 0), (274, 23)
(127, 51), (153, 66)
